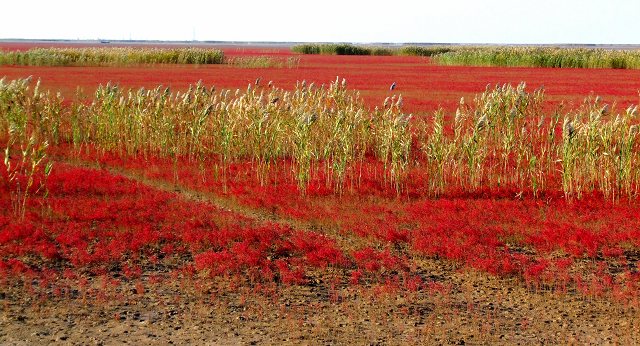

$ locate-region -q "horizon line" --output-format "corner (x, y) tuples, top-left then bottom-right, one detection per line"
(1, 38), (640, 48)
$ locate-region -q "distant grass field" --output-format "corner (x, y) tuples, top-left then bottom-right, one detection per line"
(292, 43), (640, 69)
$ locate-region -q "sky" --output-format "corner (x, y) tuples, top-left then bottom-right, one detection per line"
(2, 0), (639, 44)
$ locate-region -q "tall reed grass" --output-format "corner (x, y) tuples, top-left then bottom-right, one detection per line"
(434, 47), (640, 69)
(1, 77), (638, 200)
(292, 44), (394, 56)
(0, 47), (225, 66)
(226, 56), (300, 68)
(292, 43), (455, 57)
(0, 77), (57, 219)
(292, 44), (640, 69)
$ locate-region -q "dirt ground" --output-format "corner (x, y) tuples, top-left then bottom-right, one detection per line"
(2, 258), (639, 345)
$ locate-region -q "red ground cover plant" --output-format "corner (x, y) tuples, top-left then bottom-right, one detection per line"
(47, 142), (640, 304)
(1, 162), (433, 300)
(1, 164), (352, 293)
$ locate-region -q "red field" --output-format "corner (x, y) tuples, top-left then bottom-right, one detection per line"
(1, 43), (639, 114)
(2, 42), (640, 344)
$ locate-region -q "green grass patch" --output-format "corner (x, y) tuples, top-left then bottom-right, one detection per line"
(0, 47), (225, 66)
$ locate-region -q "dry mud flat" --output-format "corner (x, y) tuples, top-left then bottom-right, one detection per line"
(2, 259), (639, 345)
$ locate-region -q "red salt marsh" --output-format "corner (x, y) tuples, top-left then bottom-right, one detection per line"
(1, 43), (639, 114)
(2, 42), (640, 344)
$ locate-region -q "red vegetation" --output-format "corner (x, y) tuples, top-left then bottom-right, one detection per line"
(2, 43), (640, 114)
(0, 164), (357, 291)
(2, 42), (640, 304)
(40, 142), (640, 303)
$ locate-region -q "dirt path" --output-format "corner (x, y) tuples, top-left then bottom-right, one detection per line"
(57, 158), (367, 253)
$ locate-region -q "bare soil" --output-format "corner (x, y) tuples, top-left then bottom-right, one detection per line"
(3, 262), (639, 345)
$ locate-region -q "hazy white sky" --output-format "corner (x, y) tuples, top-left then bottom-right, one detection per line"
(2, 0), (638, 44)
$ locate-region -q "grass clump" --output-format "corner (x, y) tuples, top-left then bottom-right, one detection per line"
(397, 46), (453, 57)
(0, 47), (225, 66)
(292, 44), (640, 70)
(434, 47), (640, 69)
(226, 56), (300, 68)
(291, 44), (393, 56)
